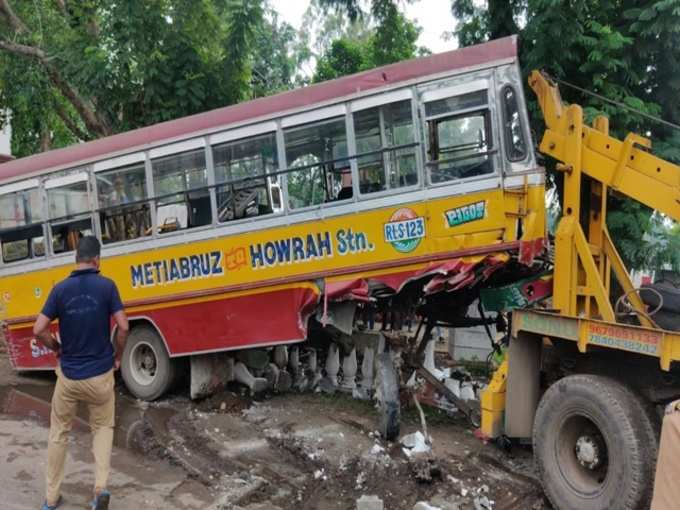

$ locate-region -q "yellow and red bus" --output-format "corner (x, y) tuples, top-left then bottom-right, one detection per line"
(0, 36), (546, 401)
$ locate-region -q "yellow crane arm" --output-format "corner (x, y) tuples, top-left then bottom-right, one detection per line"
(529, 70), (680, 223)
(481, 72), (680, 442)
(526, 70), (680, 326)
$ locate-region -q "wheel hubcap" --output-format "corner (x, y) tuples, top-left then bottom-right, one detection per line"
(130, 341), (158, 386)
(556, 414), (610, 495)
(575, 435), (603, 470)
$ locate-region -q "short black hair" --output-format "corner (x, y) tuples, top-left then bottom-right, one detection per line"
(76, 236), (101, 263)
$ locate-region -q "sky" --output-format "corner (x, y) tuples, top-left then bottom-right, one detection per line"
(269, 0), (459, 54)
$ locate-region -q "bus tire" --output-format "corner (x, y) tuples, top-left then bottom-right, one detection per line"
(377, 352), (400, 441)
(121, 326), (176, 401)
(533, 374), (657, 510)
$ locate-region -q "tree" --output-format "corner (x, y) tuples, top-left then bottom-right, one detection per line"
(0, 0), (264, 157)
(451, 0), (680, 272)
(251, 7), (302, 97)
(452, 0), (522, 47)
(311, 0), (424, 83)
(314, 39), (367, 82)
(300, 0), (373, 60)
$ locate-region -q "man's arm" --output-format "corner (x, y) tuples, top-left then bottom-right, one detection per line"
(33, 313), (61, 355)
(113, 310), (129, 370)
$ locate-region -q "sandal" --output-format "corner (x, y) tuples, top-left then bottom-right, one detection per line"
(40, 495), (63, 510)
(90, 490), (110, 510)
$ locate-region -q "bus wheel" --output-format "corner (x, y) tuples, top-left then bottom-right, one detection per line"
(533, 374), (657, 510)
(376, 352), (400, 441)
(121, 326), (176, 401)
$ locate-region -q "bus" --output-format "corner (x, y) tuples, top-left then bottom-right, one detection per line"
(0, 36), (546, 405)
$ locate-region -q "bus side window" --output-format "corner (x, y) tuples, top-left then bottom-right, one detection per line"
(96, 164), (151, 244)
(353, 99), (418, 194)
(212, 133), (278, 222)
(424, 89), (495, 184)
(46, 176), (93, 254)
(502, 86), (528, 162)
(284, 117), (348, 209)
(152, 149), (211, 233)
(0, 186), (45, 263)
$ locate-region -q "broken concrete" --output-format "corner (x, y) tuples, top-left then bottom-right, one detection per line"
(357, 494), (384, 510)
(0, 353), (549, 509)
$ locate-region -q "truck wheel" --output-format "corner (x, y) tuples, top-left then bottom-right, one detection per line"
(121, 326), (176, 401)
(533, 374), (657, 510)
(377, 352), (400, 441)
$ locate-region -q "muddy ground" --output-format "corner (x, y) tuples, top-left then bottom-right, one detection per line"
(0, 353), (549, 510)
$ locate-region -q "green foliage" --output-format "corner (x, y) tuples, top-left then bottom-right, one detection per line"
(368, 0), (421, 66)
(312, 0), (422, 83)
(0, 0), (264, 157)
(452, 0), (523, 47)
(314, 38), (368, 82)
(251, 7), (301, 96)
(451, 0), (680, 271)
(0, 0), (425, 156)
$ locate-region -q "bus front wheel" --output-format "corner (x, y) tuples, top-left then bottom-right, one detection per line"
(121, 326), (176, 401)
(533, 374), (657, 510)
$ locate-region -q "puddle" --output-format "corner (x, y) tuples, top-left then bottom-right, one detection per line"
(0, 382), (179, 455)
(0, 381), (215, 510)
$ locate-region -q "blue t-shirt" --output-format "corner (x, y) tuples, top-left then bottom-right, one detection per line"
(41, 268), (124, 380)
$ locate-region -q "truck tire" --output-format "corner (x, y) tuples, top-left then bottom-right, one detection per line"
(533, 374), (658, 510)
(121, 326), (176, 401)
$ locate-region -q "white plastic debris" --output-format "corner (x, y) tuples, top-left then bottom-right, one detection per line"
(355, 471), (367, 489)
(423, 340), (446, 381)
(445, 378), (461, 397)
(370, 444), (385, 455)
(460, 382), (476, 401)
(413, 503), (442, 510)
(400, 431), (431, 457)
(473, 496), (493, 509)
(406, 371), (418, 388)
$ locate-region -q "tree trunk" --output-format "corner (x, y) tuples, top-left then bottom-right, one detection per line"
(40, 129), (52, 152)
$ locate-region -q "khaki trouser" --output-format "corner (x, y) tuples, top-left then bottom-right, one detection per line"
(46, 366), (115, 505)
(651, 404), (680, 510)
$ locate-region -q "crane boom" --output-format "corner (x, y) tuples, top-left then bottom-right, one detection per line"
(527, 70), (680, 325)
(530, 70), (680, 222)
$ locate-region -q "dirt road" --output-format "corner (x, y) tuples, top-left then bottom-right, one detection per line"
(0, 354), (547, 509)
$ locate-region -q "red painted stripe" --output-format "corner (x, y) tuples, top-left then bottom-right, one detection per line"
(6, 285), (320, 368)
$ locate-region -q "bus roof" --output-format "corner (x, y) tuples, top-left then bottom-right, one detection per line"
(0, 36), (517, 184)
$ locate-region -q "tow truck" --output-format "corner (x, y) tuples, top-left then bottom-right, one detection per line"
(478, 70), (680, 510)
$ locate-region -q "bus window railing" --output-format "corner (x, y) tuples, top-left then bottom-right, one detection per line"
(355, 142), (420, 194)
(426, 148), (498, 183)
(0, 221), (45, 263)
(49, 214), (94, 255)
(1, 141), (426, 258)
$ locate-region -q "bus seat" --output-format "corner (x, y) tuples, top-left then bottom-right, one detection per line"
(219, 188), (259, 222)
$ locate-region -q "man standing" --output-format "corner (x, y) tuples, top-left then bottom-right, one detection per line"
(33, 236), (129, 510)
(652, 400), (680, 509)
